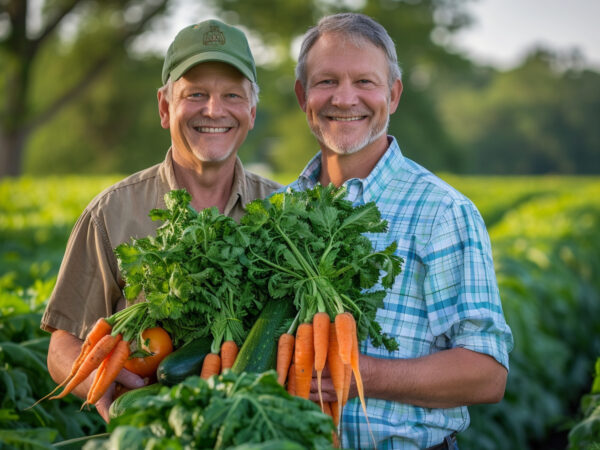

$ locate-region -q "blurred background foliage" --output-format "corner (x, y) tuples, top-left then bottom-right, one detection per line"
(1, 0), (599, 178)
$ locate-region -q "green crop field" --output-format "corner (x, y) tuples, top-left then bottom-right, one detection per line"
(1, 175), (600, 449)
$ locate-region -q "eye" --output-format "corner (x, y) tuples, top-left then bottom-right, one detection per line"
(357, 79), (373, 85)
(312, 79), (335, 87)
(188, 92), (206, 99)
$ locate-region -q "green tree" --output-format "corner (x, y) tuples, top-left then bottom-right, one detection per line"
(438, 48), (600, 174)
(0, 0), (170, 177)
(25, 53), (170, 174)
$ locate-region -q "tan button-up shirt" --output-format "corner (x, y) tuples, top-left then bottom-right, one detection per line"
(41, 149), (281, 339)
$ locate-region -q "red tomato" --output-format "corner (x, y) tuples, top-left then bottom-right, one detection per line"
(124, 327), (173, 377)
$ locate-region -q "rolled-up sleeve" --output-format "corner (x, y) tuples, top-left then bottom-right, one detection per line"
(423, 201), (514, 369)
(40, 208), (124, 340)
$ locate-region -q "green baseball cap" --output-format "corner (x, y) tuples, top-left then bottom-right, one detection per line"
(162, 19), (257, 85)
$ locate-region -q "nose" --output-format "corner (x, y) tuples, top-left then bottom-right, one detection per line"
(331, 81), (358, 108)
(203, 95), (225, 118)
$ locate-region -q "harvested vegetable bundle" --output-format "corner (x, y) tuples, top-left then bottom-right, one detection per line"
(116, 190), (264, 378)
(36, 190), (261, 408)
(240, 183), (403, 442)
(115, 189), (263, 348)
(240, 184), (402, 351)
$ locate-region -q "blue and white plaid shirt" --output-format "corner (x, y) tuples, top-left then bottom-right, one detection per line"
(286, 137), (514, 449)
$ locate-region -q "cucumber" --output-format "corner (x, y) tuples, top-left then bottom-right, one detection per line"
(231, 300), (295, 375)
(156, 336), (212, 386)
(108, 383), (163, 419)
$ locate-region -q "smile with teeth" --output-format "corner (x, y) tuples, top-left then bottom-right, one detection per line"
(194, 126), (231, 133)
(328, 116), (365, 122)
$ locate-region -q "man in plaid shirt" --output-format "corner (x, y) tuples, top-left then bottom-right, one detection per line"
(289, 13), (514, 449)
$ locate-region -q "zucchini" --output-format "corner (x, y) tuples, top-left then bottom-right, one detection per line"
(108, 383), (163, 419)
(231, 300), (295, 374)
(156, 336), (212, 386)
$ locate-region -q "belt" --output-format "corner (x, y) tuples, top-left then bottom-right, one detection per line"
(424, 432), (457, 450)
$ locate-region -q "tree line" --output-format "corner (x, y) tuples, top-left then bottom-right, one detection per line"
(1, 0), (598, 177)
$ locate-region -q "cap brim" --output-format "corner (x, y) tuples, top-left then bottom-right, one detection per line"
(169, 51), (255, 83)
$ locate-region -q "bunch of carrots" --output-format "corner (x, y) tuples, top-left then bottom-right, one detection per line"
(200, 339), (239, 379)
(34, 302), (159, 409)
(276, 310), (373, 448)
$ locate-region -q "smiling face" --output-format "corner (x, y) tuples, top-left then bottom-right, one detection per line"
(295, 32), (402, 157)
(158, 61), (256, 169)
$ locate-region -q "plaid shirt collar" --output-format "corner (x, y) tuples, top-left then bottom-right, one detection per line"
(295, 136), (405, 205)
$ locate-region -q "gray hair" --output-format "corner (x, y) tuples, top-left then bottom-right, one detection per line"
(295, 13), (402, 91)
(158, 77), (260, 107)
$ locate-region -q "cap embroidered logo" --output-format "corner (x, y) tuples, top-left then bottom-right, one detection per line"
(203, 26), (226, 46)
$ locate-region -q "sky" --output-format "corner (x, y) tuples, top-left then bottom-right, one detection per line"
(450, 0), (600, 70)
(140, 0), (600, 71)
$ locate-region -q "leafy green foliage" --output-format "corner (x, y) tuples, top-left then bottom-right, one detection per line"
(569, 357), (600, 449)
(115, 189), (263, 347)
(83, 371), (334, 450)
(0, 278), (104, 449)
(0, 175), (120, 287)
(458, 182), (600, 449)
(240, 184), (403, 350)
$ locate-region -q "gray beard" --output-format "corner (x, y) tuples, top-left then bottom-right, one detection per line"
(309, 114), (390, 156)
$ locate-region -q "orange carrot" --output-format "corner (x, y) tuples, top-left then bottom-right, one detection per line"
(200, 353), (221, 379)
(334, 312), (354, 365)
(86, 339), (129, 405)
(85, 339), (130, 406)
(327, 325), (346, 427)
(276, 333), (295, 385)
(50, 333), (122, 400)
(294, 322), (314, 399)
(313, 312), (330, 409)
(220, 340), (239, 371)
(342, 363), (352, 406)
(349, 320), (376, 447)
(330, 400), (340, 427)
(325, 401), (341, 448)
(286, 362), (296, 396)
(32, 318), (112, 407)
(81, 355), (109, 411)
(73, 318), (113, 377)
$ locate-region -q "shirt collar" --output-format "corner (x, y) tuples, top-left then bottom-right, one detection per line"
(157, 147), (246, 214)
(222, 157), (246, 216)
(296, 136), (405, 204)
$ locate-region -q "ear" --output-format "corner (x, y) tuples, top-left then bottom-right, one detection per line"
(294, 79), (307, 112)
(388, 78), (403, 114)
(157, 88), (171, 130)
(249, 105), (257, 130)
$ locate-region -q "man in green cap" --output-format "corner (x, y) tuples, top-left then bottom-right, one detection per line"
(40, 19), (280, 422)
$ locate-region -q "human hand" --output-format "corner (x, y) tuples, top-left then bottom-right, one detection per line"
(308, 365), (357, 404)
(94, 367), (146, 423)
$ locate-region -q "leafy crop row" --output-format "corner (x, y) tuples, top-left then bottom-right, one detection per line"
(459, 182), (600, 449)
(0, 276), (104, 449)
